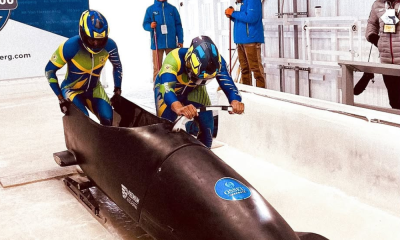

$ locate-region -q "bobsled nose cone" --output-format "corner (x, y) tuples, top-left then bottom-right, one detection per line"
(140, 145), (301, 240)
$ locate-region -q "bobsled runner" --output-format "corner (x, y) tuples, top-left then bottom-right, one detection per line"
(54, 96), (328, 240)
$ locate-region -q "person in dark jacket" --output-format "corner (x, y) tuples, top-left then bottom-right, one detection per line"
(225, 0), (266, 88)
(143, 0), (184, 82)
(365, 0), (400, 109)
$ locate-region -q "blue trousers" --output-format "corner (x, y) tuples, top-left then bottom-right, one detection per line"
(62, 86), (113, 126)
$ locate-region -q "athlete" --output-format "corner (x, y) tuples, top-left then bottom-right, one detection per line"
(45, 10), (123, 126)
(154, 36), (244, 148)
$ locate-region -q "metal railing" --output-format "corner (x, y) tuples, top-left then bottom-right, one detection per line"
(338, 60), (400, 114)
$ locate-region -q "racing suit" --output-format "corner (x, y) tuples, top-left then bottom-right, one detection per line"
(154, 48), (242, 148)
(45, 35), (123, 125)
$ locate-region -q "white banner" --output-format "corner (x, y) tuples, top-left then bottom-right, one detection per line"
(0, 20), (66, 80)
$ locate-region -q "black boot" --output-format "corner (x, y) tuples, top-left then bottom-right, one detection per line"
(354, 72), (374, 95)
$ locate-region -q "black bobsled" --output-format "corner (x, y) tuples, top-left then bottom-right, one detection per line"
(55, 96), (328, 240)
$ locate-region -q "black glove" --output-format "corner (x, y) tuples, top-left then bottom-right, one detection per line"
(110, 87), (122, 106)
(369, 34), (379, 48)
(354, 72), (374, 95)
(59, 98), (70, 115)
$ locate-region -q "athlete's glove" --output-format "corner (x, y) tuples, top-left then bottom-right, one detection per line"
(59, 98), (70, 115)
(110, 87), (122, 106)
(151, 22), (157, 29)
(177, 43), (183, 48)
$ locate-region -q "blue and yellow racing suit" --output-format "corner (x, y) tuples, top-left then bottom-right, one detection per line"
(154, 48), (242, 148)
(45, 35), (122, 126)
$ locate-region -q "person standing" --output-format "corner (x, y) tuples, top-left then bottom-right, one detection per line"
(365, 0), (400, 109)
(45, 10), (123, 126)
(225, 0), (266, 88)
(143, 0), (184, 82)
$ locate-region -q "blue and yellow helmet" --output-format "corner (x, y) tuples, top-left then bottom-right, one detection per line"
(185, 36), (222, 85)
(79, 10), (109, 54)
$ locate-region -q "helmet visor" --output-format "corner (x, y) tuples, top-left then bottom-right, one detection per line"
(85, 35), (108, 51)
(187, 69), (216, 85)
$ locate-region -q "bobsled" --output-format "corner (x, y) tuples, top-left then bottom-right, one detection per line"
(54, 96), (328, 240)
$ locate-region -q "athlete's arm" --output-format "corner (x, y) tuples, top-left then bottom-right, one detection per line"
(44, 38), (77, 97)
(105, 39), (123, 90)
(216, 57), (244, 114)
(216, 57), (242, 102)
(158, 64), (198, 118)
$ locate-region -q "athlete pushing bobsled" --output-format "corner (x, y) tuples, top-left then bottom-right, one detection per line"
(154, 35), (245, 148)
(45, 9), (122, 126)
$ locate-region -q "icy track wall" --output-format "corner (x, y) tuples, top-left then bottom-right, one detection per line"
(217, 84), (400, 217)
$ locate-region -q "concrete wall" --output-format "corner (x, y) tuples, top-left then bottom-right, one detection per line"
(217, 84), (400, 217)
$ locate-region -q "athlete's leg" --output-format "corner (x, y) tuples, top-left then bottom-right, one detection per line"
(196, 110), (214, 148)
(185, 86), (213, 147)
(91, 98), (113, 125)
(185, 100), (214, 148)
(62, 89), (89, 116)
(89, 82), (113, 126)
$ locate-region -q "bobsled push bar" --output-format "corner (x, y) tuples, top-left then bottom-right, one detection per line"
(172, 105), (233, 132)
(197, 105), (233, 112)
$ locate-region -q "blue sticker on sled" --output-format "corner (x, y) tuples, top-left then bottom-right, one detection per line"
(215, 177), (251, 201)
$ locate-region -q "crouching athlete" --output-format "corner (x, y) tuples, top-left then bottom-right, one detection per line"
(154, 36), (244, 148)
(45, 10), (123, 126)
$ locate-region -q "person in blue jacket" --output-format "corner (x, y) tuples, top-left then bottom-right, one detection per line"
(225, 0), (266, 88)
(45, 10), (123, 126)
(143, 0), (184, 82)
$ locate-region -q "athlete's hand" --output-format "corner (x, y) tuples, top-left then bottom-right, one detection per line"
(177, 43), (183, 48)
(59, 98), (70, 115)
(110, 87), (122, 106)
(151, 22), (157, 29)
(225, 7), (234, 18)
(230, 100), (244, 114)
(172, 101), (198, 119)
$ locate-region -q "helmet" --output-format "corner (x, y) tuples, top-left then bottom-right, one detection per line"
(185, 36), (222, 85)
(79, 10), (109, 54)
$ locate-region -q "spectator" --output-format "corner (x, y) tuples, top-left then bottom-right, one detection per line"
(225, 0), (266, 88)
(143, 0), (184, 82)
(365, 0), (400, 109)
